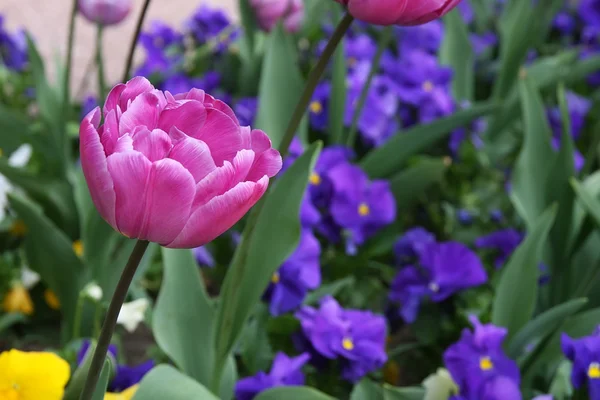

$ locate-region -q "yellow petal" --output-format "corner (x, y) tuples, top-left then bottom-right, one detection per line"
(2, 285), (34, 315)
(105, 385), (139, 400)
(44, 289), (61, 310)
(0, 349), (70, 400)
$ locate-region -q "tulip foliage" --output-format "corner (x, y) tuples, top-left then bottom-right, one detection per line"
(2, 0), (600, 399)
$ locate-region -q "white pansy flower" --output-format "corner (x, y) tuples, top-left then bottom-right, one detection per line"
(0, 144), (33, 222)
(423, 368), (459, 400)
(117, 298), (149, 333)
(20, 266), (40, 290)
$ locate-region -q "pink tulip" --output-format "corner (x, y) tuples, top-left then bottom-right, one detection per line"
(78, 0), (132, 26)
(335, 0), (462, 26)
(80, 77), (282, 248)
(249, 0), (304, 33)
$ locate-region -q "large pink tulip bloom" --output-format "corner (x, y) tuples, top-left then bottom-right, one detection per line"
(79, 0), (132, 26)
(80, 77), (282, 248)
(335, 0), (462, 26)
(250, 0), (304, 33)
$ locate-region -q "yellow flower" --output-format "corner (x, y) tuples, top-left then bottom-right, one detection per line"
(44, 289), (61, 310)
(105, 385), (139, 400)
(0, 349), (70, 400)
(2, 284), (34, 315)
(72, 240), (84, 258)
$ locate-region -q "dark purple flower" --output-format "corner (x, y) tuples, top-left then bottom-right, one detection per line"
(264, 229), (321, 316)
(489, 210), (504, 224)
(394, 227), (436, 265)
(579, 0), (600, 27)
(395, 20), (444, 55)
(295, 296), (387, 382)
(547, 91), (591, 141)
(457, 0), (474, 24)
(553, 11), (576, 35)
(235, 352), (310, 400)
(444, 316), (521, 400)
(193, 246), (215, 268)
(345, 33), (377, 66)
(551, 137), (585, 172)
(328, 163), (396, 252)
(562, 327), (600, 399)
(475, 229), (523, 268)
(457, 209), (474, 225)
(81, 95), (99, 121)
(389, 242), (487, 322)
(470, 32), (498, 57)
(309, 82), (330, 131)
(160, 72), (220, 95)
(78, 340), (154, 392)
(186, 4), (238, 51)
(281, 137), (304, 174)
(234, 97), (258, 127)
(135, 21), (184, 77)
(0, 16), (27, 71)
(308, 146), (354, 209)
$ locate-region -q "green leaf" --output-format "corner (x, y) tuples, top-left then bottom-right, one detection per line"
(510, 76), (555, 229)
(153, 248), (216, 388)
(507, 298), (588, 358)
(254, 24), (304, 148)
(304, 276), (355, 305)
(329, 36), (347, 144)
(440, 9), (474, 102)
(92, 359), (113, 400)
(492, 205), (557, 341)
(213, 142), (322, 386)
(133, 365), (220, 400)
(549, 360), (574, 398)
(0, 313), (26, 333)
(389, 157), (447, 211)
(351, 379), (383, 400)
(383, 385), (426, 400)
(571, 178), (600, 230)
(361, 103), (496, 178)
(240, 304), (273, 374)
(0, 106), (32, 155)
(255, 387), (335, 400)
(350, 380), (425, 400)
(8, 194), (84, 342)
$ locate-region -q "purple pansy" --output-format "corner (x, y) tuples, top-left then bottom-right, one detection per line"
(309, 82), (330, 131)
(308, 146), (354, 210)
(78, 340), (154, 392)
(234, 97), (259, 127)
(345, 33), (377, 67)
(547, 91), (591, 141)
(160, 72), (220, 96)
(395, 20), (444, 55)
(135, 21), (184, 77)
(264, 229), (321, 316)
(327, 163), (396, 253)
(186, 4), (239, 51)
(562, 327), (600, 400)
(235, 352), (310, 400)
(444, 316), (522, 400)
(295, 296), (387, 382)
(193, 246), (215, 268)
(81, 96), (99, 121)
(393, 227), (436, 265)
(475, 229), (523, 268)
(578, 0), (600, 27)
(0, 16), (27, 71)
(389, 242), (487, 323)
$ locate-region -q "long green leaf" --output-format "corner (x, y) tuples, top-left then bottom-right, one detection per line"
(507, 298), (588, 358)
(329, 36), (347, 144)
(255, 387), (335, 400)
(492, 205), (557, 341)
(440, 9), (474, 102)
(571, 178), (600, 229)
(213, 142), (322, 387)
(361, 103), (496, 178)
(389, 157), (447, 211)
(153, 248), (216, 388)
(132, 365), (220, 400)
(92, 359), (113, 400)
(8, 194), (84, 342)
(254, 24), (304, 148)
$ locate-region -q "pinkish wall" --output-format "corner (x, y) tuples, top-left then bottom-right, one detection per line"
(1, 0), (238, 96)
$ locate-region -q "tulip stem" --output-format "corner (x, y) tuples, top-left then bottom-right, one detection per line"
(278, 12), (354, 156)
(95, 25), (107, 101)
(345, 26), (393, 148)
(79, 240), (149, 400)
(64, 0), (78, 112)
(122, 0), (152, 82)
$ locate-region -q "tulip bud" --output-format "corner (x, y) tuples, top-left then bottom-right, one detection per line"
(78, 0), (132, 26)
(79, 77), (282, 248)
(249, 0), (304, 33)
(335, 0), (463, 26)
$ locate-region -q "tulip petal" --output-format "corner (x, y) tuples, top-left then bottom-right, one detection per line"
(120, 77), (155, 111)
(167, 176), (269, 248)
(101, 109), (119, 155)
(80, 108), (117, 228)
(104, 83), (125, 114)
(246, 148), (282, 182)
(195, 108), (242, 166)
(204, 94), (240, 125)
(119, 92), (163, 135)
(158, 100), (207, 138)
(132, 128), (172, 162)
(139, 159), (196, 244)
(107, 151), (152, 238)
(348, 0), (408, 25)
(168, 137), (217, 182)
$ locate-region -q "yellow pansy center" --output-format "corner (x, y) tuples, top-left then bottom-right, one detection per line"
(589, 362), (600, 379)
(342, 337), (354, 351)
(479, 356), (493, 371)
(271, 272), (280, 284)
(44, 289), (61, 310)
(422, 80), (434, 92)
(358, 203), (370, 216)
(309, 172), (321, 185)
(73, 240), (84, 258)
(348, 57), (357, 66)
(310, 101), (323, 114)
(2, 285), (34, 315)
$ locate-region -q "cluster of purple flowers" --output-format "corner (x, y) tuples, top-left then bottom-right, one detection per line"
(562, 327), (600, 400)
(389, 227), (488, 323)
(0, 15), (27, 71)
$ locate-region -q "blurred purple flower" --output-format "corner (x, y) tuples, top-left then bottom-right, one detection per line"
(562, 327), (600, 399)
(81, 95), (99, 121)
(136, 21), (184, 77)
(264, 229), (321, 316)
(295, 296), (387, 382)
(394, 227), (436, 265)
(234, 97), (259, 127)
(309, 82), (330, 131)
(160, 72), (220, 95)
(444, 316), (522, 400)
(193, 246), (215, 268)
(235, 352), (310, 400)
(390, 242), (487, 323)
(345, 33), (377, 66)
(547, 91), (591, 141)
(395, 20), (444, 55)
(475, 228), (523, 268)
(186, 4), (239, 51)
(0, 16), (27, 71)
(579, 0), (600, 27)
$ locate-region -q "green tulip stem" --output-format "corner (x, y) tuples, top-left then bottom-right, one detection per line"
(64, 0), (78, 113)
(79, 240), (149, 400)
(95, 24), (107, 101)
(122, 0), (153, 82)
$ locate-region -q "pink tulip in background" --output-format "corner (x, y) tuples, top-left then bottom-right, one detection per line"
(80, 77), (282, 248)
(249, 0), (304, 33)
(78, 0), (132, 26)
(335, 0), (462, 26)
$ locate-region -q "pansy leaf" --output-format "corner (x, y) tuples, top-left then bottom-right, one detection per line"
(440, 9), (474, 102)
(389, 157), (447, 211)
(329, 35), (347, 144)
(255, 387), (335, 400)
(132, 365), (220, 400)
(492, 205), (557, 341)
